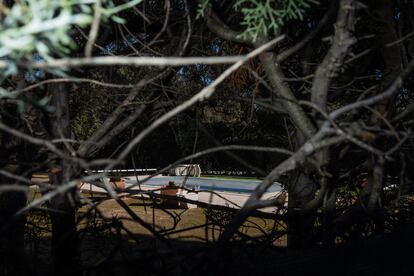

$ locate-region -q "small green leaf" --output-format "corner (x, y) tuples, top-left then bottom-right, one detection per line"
(17, 99), (25, 113)
(111, 15), (126, 24)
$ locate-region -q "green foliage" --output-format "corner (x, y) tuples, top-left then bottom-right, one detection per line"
(0, 0), (142, 112)
(1, 0), (90, 63)
(196, 0), (210, 20)
(0, 0), (142, 76)
(235, 0), (319, 41)
(109, 170), (122, 180)
(197, 0), (318, 41)
(71, 110), (103, 141)
(70, 78), (113, 140)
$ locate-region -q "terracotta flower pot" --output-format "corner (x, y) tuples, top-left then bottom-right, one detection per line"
(109, 178), (125, 190)
(160, 185), (179, 207)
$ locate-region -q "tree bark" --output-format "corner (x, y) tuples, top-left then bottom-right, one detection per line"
(364, 0), (404, 234)
(367, 0), (404, 117)
(0, 77), (40, 275)
(287, 172), (317, 248)
(311, 0), (356, 112)
(202, 5), (323, 248)
(0, 165), (27, 276)
(47, 82), (79, 275)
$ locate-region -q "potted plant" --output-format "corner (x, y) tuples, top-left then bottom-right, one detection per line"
(109, 171), (125, 190)
(161, 181), (179, 207)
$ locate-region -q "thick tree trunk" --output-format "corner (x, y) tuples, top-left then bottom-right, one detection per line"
(0, 165), (27, 276)
(286, 131), (317, 248)
(49, 169), (78, 275)
(47, 83), (79, 275)
(287, 173), (317, 248)
(367, 0), (404, 116)
(364, 0), (404, 234)
(0, 78), (37, 275)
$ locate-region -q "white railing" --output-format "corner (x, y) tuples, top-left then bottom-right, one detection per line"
(86, 168), (157, 174)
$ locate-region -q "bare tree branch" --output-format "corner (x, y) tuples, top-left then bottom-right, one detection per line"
(311, 0), (357, 112)
(107, 36), (285, 168)
(0, 55), (251, 70)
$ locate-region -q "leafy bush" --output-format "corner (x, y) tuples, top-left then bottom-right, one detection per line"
(197, 0), (319, 41)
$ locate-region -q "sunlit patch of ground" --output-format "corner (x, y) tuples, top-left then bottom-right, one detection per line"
(79, 196), (287, 246)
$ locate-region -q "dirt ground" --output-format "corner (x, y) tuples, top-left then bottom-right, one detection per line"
(25, 186), (287, 271)
(78, 195), (287, 246)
